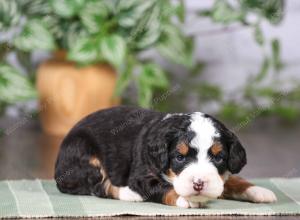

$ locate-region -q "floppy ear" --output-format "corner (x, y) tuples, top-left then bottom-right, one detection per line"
(227, 133), (247, 174)
(144, 121), (178, 173)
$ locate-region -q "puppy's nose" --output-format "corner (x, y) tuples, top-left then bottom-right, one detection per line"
(193, 179), (204, 192)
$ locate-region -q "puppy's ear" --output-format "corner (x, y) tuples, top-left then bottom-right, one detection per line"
(144, 122), (178, 173)
(227, 133), (247, 174)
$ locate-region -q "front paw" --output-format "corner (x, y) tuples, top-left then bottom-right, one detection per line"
(176, 196), (200, 208)
(244, 186), (277, 203)
(118, 186), (143, 202)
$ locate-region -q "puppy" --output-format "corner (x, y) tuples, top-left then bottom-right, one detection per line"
(55, 106), (277, 208)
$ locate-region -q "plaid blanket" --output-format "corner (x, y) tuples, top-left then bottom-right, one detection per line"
(0, 178), (299, 218)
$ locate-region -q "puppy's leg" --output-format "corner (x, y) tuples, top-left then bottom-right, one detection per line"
(128, 176), (196, 208)
(117, 186), (143, 202)
(222, 176), (277, 203)
(163, 189), (200, 208)
(55, 138), (107, 196)
(89, 158), (143, 202)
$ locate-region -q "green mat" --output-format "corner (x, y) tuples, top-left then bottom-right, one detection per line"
(0, 179), (299, 218)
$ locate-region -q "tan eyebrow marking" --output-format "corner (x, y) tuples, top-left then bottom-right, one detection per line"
(211, 143), (223, 155)
(177, 142), (189, 155)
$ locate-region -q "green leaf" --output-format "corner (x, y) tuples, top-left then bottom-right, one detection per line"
(0, 43), (12, 59)
(254, 57), (269, 82)
(79, 0), (109, 33)
(219, 102), (249, 122)
(254, 24), (264, 45)
(118, 0), (155, 28)
(157, 25), (194, 68)
(102, 0), (118, 14)
(50, 0), (84, 18)
(137, 78), (153, 108)
(14, 19), (55, 52)
(16, 50), (33, 79)
(100, 35), (126, 68)
(136, 62), (169, 107)
(67, 38), (98, 64)
(256, 87), (276, 98)
(64, 22), (88, 50)
(191, 61), (205, 76)
(241, 0), (284, 24)
(131, 5), (162, 49)
(264, 0), (285, 25)
(115, 69), (132, 97)
(241, 0), (265, 8)
(0, 63), (37, 103)
(272, 106), (299, 121)
(40, 14), (63, 39)
(0, 0), (21, 30)
(117, 0), (141, 12)
(210, 0), (244, 24)
(271, 38), (283, 71)
(198, 83), (222, 101)
(139, 63), (169, 89)
(20, 0), (52, 16)
(176, 0), (186, 23)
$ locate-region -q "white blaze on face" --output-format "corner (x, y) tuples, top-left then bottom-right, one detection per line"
(189, 112), (219, 160)
(173, 112), (224, 199)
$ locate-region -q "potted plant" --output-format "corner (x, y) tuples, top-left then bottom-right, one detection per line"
(0, 0), (194, 136)
(1, 0), (291, 136)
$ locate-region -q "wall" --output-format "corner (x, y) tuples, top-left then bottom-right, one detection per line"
(184, 0), (300, 93)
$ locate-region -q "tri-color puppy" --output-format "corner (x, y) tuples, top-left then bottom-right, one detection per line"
(55, 106), (277, 208)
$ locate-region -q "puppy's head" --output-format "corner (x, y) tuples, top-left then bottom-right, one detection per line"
(145, 112), (246, 199)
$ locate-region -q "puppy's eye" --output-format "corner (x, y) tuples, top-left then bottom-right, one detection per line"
(176, 154), (185, 162)
(213, 155), (223, 164)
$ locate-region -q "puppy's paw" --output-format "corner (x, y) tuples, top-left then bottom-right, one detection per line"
(243, 186), (277, 203)
(176, 196), (200, 208)
(176, 196), (190, 208)
(119, 186), (143, 202)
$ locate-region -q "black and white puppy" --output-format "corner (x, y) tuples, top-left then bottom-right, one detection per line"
(55, 106), (276, 208)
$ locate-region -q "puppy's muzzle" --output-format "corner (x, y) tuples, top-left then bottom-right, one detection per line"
(193, 179), (204, 192)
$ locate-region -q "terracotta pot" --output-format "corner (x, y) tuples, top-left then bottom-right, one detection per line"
(36, 51), (119, 136)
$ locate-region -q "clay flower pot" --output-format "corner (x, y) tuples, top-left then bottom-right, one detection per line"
(36, 51), (119, 136)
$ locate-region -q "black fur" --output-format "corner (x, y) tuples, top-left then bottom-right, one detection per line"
(205, 114), (247, 174)
(55, 106), (246, 204)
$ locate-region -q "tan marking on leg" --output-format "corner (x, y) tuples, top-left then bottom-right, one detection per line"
(99, 167), (107, 184)
(163, 189), (179, 206)
(211, 143), (223, 156)
(89, 156), (120, 199)
(89, 156), (107, 183)
(222, 175), (254, 199)
(177, 142), (189, 155)
(103, 179), (119, 199)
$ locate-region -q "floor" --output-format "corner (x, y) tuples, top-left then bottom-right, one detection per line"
(8, 217), (299, 220)
(0, 117), (299, 219)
